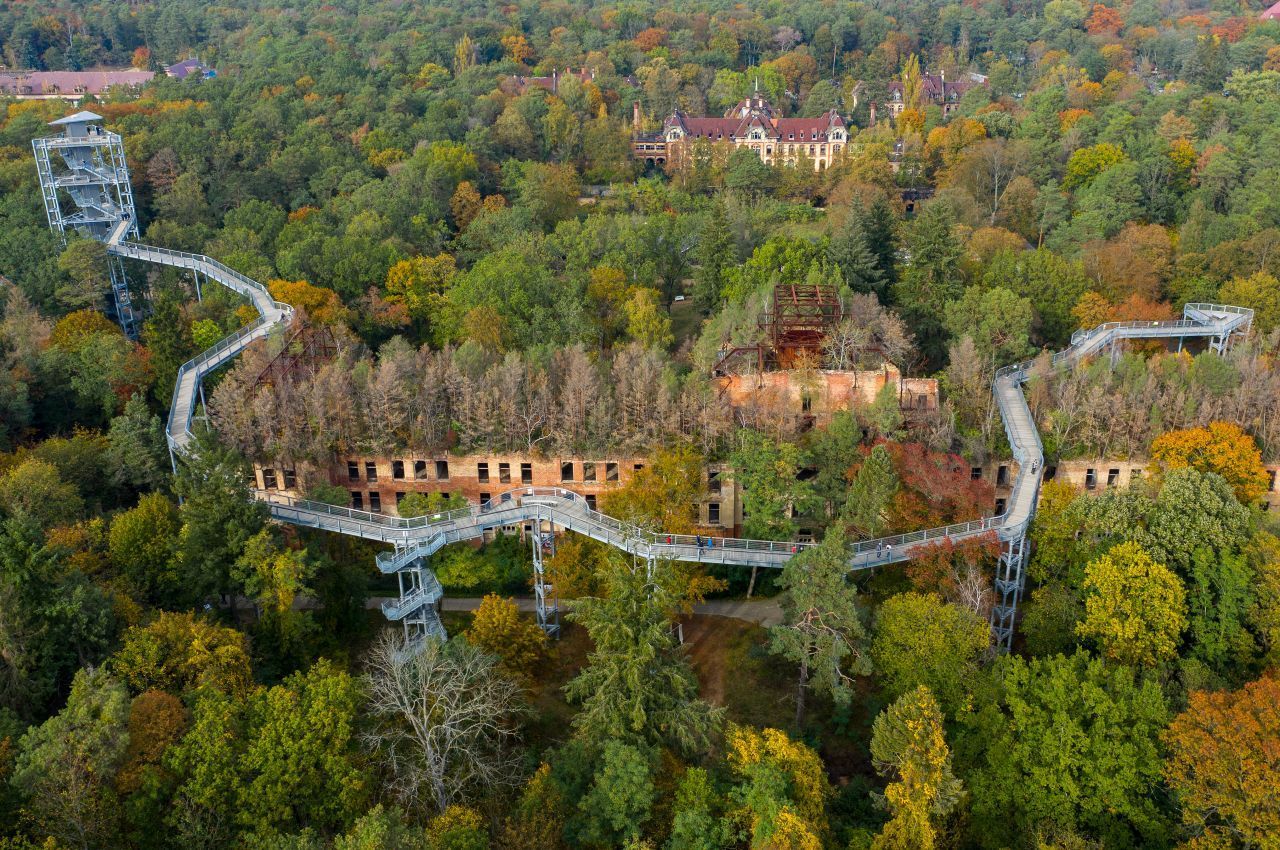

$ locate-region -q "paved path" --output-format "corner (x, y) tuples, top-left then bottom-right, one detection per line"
(367, 595), (784, 627)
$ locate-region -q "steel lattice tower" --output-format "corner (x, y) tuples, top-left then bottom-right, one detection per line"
(33, 111), (141, 337)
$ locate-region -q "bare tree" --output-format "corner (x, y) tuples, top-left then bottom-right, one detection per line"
(362, 631), (526, 814)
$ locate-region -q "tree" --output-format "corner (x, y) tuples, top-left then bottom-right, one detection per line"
(892, 204), (965, 366)
(576, 741), (656, 847)
(1162, 674), (1280, 848)
(1064, 143), (1127, 191)
(1218, 272), (1280, 333)
(842, 444), (900, 537)
(363, 631), (525, 814)
(602, 445), (705, 535)
(0, 457), (84, 529)
(465, 594), (548, 679)
(235, 530), (317, 673)
(564, 555), (719, 755)
(174, 433), (268, 607)
(769, 526), (871, 727)
(725, 725), (830, 850)
(267, 279), (350, 325)
(725, 146), (775, 196)
(942, 286), (1033, 364)
(667, 767), (726, 850)
(870, 593), (988, 717)
(624, 286), (674, 349)
(11, 666), (129, 849)
(1074, 542), (1187, 667)
(863, 381), (905, 442)
(105, 393), (169, 494)
(828, 214), (886, 297)
(110, 492), (182, 604)
(111, 611), (253, 697)
(694, 203), (734, 313)
(1149, 422), (1269, 504)
(861, 197), (899, 286)
(397, 491), (466, 518)
(967, 651), (1169, 846)
(870, 686), (964, 850)
(383, 254), (457, 322)
(56, 238), (111, 310)
(731, 431), (814, 542)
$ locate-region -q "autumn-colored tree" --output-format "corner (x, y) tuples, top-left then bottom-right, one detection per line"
(1063, 143), (1126, 190)
(1085, 4), (1124, 35)
(117, 690), (188, 794)
(1075, 542), (1187, 666)
(465, 594), (549, 679)
(633, 27), (668, 50)
(600, 443), (705, 534)
(1149, 421), (1268, 503)
(501, 33), (533, 65)
(266, 278), (349, 324)
(1163, 674), (1280, 848)
(1071, 291), (1113, 330)
(131, 46), (151, 69)
(624, 286), (674, 349)
(384, 254), (458, 322)
(450, 181), (484, 230)
(726, 724), (831, 850)
(1081, 223), (1171, 302)
(49, 308), (122, 352)
(870, 686), (964, 850)
(111, 611), (253, 696)
(1218, 272), (1280, 333)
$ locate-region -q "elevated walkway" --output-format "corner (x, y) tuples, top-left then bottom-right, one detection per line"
(35, 115), (1255, 650)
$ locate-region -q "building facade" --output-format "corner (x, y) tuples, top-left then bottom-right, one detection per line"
(255, 451), (745, 535)
(884, 70), (986, 117)
(633, 91), (847, 171)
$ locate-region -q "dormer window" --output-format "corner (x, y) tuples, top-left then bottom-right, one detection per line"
(788, 133), (794, 140)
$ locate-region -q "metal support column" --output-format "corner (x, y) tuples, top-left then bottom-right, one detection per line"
(990, 534), (1027, 651)
(194, 268), (203, 302)
(530, 517), (560, 637)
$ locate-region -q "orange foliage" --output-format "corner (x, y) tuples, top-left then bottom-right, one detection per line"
(1059, 108), (1092, 132)
(1107, 293), (1174, 323)
(1150, 422), (1269, 503)
(50, 309), (121, 352)
(117, 690), (188, 794)
(884, 443), (995, 530)
(904, 533), (1001, 605)
(1086, 3), (1124, 35)
(1211, 18), (1248, 43)
(633, 27), (668, 50)
(1163, 674), (1280, 847)
(267, 279), (349, 325)
(1081, 223), (1172, 302)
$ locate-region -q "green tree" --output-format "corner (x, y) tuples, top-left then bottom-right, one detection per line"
(804, 411), (863, 519)
(843, 445), (900, 537)
(667, 767), (725, 850)
(1075, 542), (1187, 667)
(576, 741), (655, 847)
(943, 286), (1034, 364)
(891, 204), (964, 366)
(967, 651), (1170, 847)
(110, 492), (182, 604)
(724, 147), (775, 196)
(693, 203), (734, 313)
(565, 554), (720, 755)
(11, 666), (130, 848)
(725, 724), (830, 850)
(174, 433), (268, 608)
(861, 197), (900, 286)
(731, 431), (814, 542)
(828, 214), (886, 297)
(0, 457), (84, 529)
(55, 238), (111, 310)
(770, 526), (871, 727)
(1140, 467), (1251, 574)
(1064, 143), (1127, 191)
(862, 382), (906, 442)
(871, 593), (988, 717)
(870, 686), (964, 850)
(105, 394), (169, 495)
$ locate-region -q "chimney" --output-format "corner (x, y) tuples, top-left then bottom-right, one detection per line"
(869, 101), (877, 127)
(552, 68), (558, 94)
(632, 100), (642, 130)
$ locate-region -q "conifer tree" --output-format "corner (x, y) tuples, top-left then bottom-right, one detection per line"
(694, 202), (735, 314)
(828, 214), (886, 297)
(844, 444), (900, 538)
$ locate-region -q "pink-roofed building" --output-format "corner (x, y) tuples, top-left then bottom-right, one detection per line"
(0, 69), (153, 101)
(1261, 1), (1280, 20)
(632, 90), (848, 171)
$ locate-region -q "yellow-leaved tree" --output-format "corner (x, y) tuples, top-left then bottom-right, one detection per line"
(726, 724), (831, 850)
(1075, 542), (1187, 667)
(1149, 421), (1269, 503)
(869, 685), (964, 850)
(465, 594), (548, 679)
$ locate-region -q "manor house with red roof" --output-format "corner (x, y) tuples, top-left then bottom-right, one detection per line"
(633, 89), (847, 171)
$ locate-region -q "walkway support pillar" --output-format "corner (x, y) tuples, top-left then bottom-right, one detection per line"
(530, 517), (560, 638)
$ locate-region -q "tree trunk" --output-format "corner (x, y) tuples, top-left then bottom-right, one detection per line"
(747, 565), (758, 598)
(795, 656), (809, 728)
